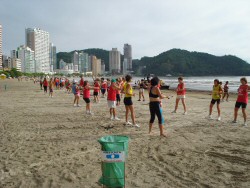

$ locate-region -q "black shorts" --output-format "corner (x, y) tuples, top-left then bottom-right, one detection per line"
(101, 89), (106, 95)
(124, 97), (133, 106)
(211, 99), (220, 104)
(116, 94), (121, 102)
(235, 102), (247, 109)
(43, 86), (47, 92)
(83, 98), (90, 104)
(93, 91), (99, 96)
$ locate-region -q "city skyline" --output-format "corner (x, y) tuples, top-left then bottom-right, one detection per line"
(0, 0), (250, 63)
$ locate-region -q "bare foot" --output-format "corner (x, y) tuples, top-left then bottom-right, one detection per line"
(160, 134), (167, 137)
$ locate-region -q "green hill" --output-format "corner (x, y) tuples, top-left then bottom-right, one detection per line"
(133, 49), (250, 76)
(57, 48), (250, 76)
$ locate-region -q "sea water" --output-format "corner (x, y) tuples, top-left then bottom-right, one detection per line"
(75, 76), (250, 93)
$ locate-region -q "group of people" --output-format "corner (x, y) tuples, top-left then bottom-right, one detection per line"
(209, 78), (249, 126)
(38, 75), (249, 137)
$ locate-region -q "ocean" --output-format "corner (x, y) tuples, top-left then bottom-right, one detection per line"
(133, 76), (250, 93)
(77, 76), (250, 93)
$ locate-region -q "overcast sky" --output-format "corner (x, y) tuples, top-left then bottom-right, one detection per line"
(0, 0), (249, 62)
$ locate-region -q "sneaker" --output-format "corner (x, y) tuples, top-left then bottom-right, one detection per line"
(110, 116), (114, 120)
(73, 104), (77, 107)
(133, 124), (140, 128)
(138, 99), (141, 101)
(232, 120), (237, 124)
(183, 112), (187, 115)
(243, 122), (247, 126)
(114, 117), (120, 121)
(217, 117), (221, 121)
(77, 104), (81, 107)
(207, 115), (212, 119)
(172, 111), (176, 114)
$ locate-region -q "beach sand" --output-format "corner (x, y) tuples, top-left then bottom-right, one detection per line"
(0, 79), (249, 188)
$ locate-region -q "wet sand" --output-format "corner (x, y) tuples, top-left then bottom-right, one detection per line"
(0, 79), (249, 188)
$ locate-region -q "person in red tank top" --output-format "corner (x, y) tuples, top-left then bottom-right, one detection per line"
(172, 77), (187, 115)
(93, 79), (100, 103)
(233, 77), (250, 126)
(108, 79), (121, 120)
(43, 78), (48, 94)
(79, 77), (84, 87)
(101, 78), (107, 97)
(82, 81), (100, 115)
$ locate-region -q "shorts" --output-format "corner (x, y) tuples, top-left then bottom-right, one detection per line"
(75, 93), (80, 97)
(124, 97), (133, 106)
(177, 95), (186, 99)
(50, 88), (53, 93)
(83, 98), (90, 104)
(116, 94), (121, 102)
(43, 86), (47, 92)
(235, 102), (247, 109)
(93, 91), (99, 96)
(108, 100), (116, 108)
(101, 89), (106, 95)
(139, 88), (144, 93)
(149, 102), (164, 124)
(211, 99), (220, 104)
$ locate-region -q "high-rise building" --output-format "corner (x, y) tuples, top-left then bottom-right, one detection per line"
(59, 59), (67, 70)
(101, 61), (105, 75)
(88, 55), (94, 72)
(10, 50), (17, 58)
(109, 48), (121, 74)
(123, 58), (128, 75)
(25, 28), (50, 73)
(17, 45), (35, 73)
(49, 43), (57, 72)
(124, 44), (132, 70)
(72, 51), (79, 72)
(11, 58), (22, 71)
(79, 52), (89, 74)
(0, 24), (2, 69)
(92, 56), (102, 77)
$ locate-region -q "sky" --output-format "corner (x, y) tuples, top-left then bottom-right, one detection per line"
(0, 0), (250, 62)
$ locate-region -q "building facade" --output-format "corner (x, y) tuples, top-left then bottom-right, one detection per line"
(11, 58), (22, 71)
(79, 52), (89, 74)
(72, 51), (79, 72)
(0, 24), (2, 69)
(49, 43), (57, 72)
(124, 44), (132, 70)
(123, 58), (128, 75)
(92, 56), (102, 77)
(17, 45), (35, 73)
(25, 28), (50, 73)
(109, 48), (121, 74)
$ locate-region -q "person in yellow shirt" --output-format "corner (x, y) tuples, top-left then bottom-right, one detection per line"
(208, 79), (223, 121)
(123, 75), (139, 128)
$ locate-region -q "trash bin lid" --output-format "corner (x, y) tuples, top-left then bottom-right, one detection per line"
(98, 135), (129, 143)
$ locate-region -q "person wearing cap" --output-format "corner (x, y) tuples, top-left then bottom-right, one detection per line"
(108, 79), (121, 120)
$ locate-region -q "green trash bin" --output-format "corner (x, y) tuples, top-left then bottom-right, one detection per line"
(98, 135), (129, 188)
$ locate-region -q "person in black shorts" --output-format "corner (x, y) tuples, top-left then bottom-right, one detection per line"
(123, 75), (139, 127)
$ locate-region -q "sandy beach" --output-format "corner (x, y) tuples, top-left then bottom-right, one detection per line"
(0, 79), (250, 188)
